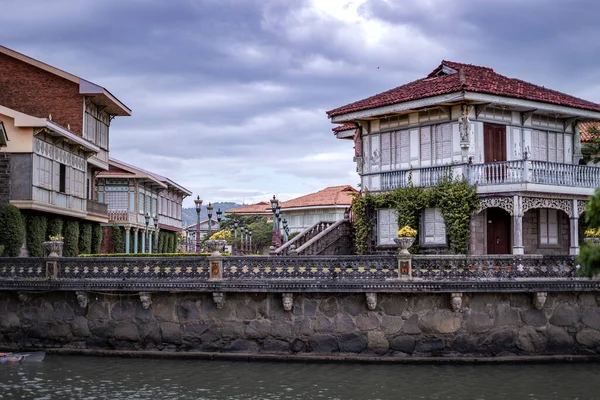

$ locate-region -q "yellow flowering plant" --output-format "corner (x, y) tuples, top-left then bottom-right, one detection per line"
(585, 228), (600, 238)
(397, 226), (417, 237)
(49, 235), (64, 241)
(209, 230), (232, 241)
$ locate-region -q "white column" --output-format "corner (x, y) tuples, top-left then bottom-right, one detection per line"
(512, 195), (524, 254)
(570, 199), (580, 256)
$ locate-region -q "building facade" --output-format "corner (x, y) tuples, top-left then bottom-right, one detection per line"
(328, 61), (600, 256)
(0, 45), (131, 256)
(95, 159), (191, 253)
(0, 45), (131, 221)
(279, 186), (356, 233)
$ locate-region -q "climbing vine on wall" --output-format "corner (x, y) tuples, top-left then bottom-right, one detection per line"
(352, 173), (479, 255)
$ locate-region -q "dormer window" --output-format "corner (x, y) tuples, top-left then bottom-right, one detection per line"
(434, 65), (457, 77)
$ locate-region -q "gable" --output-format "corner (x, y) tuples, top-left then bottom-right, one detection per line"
(0, 121), (7, 147)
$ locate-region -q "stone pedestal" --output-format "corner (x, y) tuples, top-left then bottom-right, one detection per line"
(43, 240), (62, 279)
(207, 240), (226, 280)
(397, 254), (412, 279)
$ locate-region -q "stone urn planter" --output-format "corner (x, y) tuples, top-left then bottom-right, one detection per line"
(43, 240), (64, 258)
(205, 239), (227, 256)
(394, 237), (415, 254)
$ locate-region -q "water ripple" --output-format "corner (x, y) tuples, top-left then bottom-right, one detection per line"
(0, 356), (598, 399)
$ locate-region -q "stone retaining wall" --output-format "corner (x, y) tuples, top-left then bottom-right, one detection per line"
(2, 291), (600, 357)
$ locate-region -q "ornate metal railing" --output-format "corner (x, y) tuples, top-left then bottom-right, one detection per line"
(222, 255), (396, 280)
(0, 254), (579, 281)
(411, 255), (577, 280)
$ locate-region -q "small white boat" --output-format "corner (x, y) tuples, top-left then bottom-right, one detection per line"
(0, 351), (46, 363)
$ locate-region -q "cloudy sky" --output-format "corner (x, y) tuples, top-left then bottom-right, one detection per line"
(3, 0), (600, 206)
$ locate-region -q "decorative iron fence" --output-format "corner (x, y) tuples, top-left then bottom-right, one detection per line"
(0, 254), (580, 281)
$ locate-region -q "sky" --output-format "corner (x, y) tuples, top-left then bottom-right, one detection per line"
(3, 0), (600, 207)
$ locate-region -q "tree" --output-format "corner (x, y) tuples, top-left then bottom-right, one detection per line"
(222, 214), (271, 253)
(0, 205), (25, 257)
(582, 125), (600, 164)
(577, 187), (600, 276)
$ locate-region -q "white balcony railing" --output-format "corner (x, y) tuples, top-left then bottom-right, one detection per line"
(376, 160), (600, 191)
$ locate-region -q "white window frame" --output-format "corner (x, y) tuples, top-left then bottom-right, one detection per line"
(377, 208), (398, 246)
(421, 207), (447, 246)
(539, 208), (559, 246)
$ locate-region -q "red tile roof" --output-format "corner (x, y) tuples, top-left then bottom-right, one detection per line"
(280, 185), (358, 209)
(332, 123), (356, 133)
(326, 61), (600, 117)
(225, 201), (270, 215)
(580, 121), (600, 143)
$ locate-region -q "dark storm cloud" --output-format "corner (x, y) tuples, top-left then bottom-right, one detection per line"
(360, 0), (600, 93)
(3, 0), (600, 203)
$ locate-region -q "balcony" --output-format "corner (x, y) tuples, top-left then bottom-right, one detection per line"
(86, 199), (108, 217)
(376, 160), (600, 195)
(108, 209), (129, 222)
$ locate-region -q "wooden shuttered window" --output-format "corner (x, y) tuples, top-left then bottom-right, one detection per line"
(539, 209), (559, 245)
(377, 209), (398, 245)
(532, 130), (565, 162)
(422, 207), (446, 245)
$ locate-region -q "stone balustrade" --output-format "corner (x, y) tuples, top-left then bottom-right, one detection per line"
(376, 160), (600, 192)
(0, 254), (593, 294)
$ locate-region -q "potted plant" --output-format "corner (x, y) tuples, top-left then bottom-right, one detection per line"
(584, 228), (600, 246)
(394, 226), (417, 254)
(43, 235), (64, 257)
(205, 230), (230, 255)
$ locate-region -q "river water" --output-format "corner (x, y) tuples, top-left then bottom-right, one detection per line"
(0, 356), (599, 399)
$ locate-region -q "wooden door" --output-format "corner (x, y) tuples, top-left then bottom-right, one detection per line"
(484, 123), (507, 182)
(486, 208), (510, 254)
(484, 123), (507, 163)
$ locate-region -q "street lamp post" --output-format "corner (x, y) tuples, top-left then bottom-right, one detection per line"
(234, 221), (239, 255)
(216, 208), (223, 230)
(249, 230), (253, 254)
(240, 227), (246, 253)
(270, 195), (280, 248)
(153, 214), (159, 253)
(144, 212), (150, 253)
(207, 202), (214, 237)
(194, 195), (203, 253)
(282, 218), (289, 243)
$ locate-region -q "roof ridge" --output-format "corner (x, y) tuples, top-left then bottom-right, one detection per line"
(327, 60), (600, 118)
(442, 60), (494, 71)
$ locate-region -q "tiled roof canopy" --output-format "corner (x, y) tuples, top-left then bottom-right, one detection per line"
(280, 185), (357, 209)
(332, 123), (356, 133)
(327, 61), (600, 118)
(580, 121), (600, 143)
(225, 201), (270, 214)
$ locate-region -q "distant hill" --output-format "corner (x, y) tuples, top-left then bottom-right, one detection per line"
(182, 202), (243, 226)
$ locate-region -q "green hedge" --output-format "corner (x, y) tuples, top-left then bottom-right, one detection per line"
(47, 216), (64, 238)
(112, 225), (125, 253)
(0, 204), (25, 257)
(79, 252), (230, 257)
(92, 223), (103, 254)
(63, 219), (80, 256)
(79, 222), (92, 255)
(25, 213), (48, 257)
